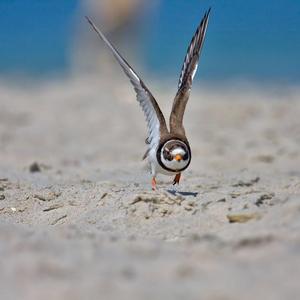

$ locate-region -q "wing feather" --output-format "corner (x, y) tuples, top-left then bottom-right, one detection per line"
(169, 9), (211, 135)
(86, 17), (168, 151)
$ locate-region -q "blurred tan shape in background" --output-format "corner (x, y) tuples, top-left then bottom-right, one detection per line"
(72, 0), (150, 77)
(85, 0), (143, 32)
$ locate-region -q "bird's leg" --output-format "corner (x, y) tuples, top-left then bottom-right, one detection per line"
(151, 177), (157, 190)
(173, 173), (181, 185)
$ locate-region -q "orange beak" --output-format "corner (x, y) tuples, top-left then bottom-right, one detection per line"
(175, 154), (182, 162)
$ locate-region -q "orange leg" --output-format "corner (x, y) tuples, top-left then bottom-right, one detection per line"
(173, 173), (181, 185)
(151, 177), (157, 190)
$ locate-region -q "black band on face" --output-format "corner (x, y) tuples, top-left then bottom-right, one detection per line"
(156, 138), (191, 173)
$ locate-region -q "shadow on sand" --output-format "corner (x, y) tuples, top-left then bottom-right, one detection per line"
(167, 190), (198, 197)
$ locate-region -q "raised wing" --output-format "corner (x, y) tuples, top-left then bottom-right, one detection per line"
(86, 17), (168, 150)
(169, 8), (210, 136)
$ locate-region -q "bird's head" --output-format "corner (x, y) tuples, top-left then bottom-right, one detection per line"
(160, 140), (191, 172)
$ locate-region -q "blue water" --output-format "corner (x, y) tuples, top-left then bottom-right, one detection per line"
(144, 0), (300, 84)
(0, 0), (78, 76)
(0, 0), (299, 83)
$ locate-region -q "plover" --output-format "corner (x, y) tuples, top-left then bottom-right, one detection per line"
(86, 8), (210, 190)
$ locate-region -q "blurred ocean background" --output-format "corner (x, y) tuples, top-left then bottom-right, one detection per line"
(0, 0), (299, 85)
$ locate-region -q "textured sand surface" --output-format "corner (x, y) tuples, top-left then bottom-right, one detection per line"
(0, 77), (300, 300)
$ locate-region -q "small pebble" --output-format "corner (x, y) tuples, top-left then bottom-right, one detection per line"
(227, 212), (261, 223)
(29, 162), (41, 173)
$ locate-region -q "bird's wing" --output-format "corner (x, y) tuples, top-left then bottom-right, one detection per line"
(169, 9), (210, 136)
(86, 17), (168, 150)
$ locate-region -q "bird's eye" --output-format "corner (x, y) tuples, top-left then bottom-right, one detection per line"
(163, 149), (172, 161)
(183, 152), (189, 160)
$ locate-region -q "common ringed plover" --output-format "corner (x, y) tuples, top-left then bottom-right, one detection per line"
(86, 8), (210, 190)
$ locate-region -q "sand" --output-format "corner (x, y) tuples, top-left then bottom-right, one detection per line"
(0, 76), (300, 300)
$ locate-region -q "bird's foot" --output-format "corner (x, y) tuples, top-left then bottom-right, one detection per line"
(151, 177), (157, 191)
(173, 173), (181, 185)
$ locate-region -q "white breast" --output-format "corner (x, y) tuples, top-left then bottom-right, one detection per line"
(147, 147), (175, 176)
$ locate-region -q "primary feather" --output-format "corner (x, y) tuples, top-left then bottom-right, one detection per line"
(86, 17), (168, 151)
(177, 8), (211, 91)
(170, 9), (211, 136)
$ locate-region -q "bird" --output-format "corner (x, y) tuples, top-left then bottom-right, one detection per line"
(86, 8), (211, 190)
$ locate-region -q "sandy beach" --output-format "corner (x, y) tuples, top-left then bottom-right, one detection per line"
(0, 76), (300, 300)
